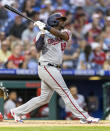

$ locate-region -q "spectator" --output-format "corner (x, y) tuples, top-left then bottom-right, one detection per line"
(63, 39), (87, 69)
(0, 1), (8, 19)
(4, 36), (14, 50)
(7, 0), (19, 21)
(87, 91), (99, 113)
(0, 31), (5, 42)
(77, 44), (94, 70)
(78, 39), (87, 52)
(65, 85), (86, 120)
(8, 15), (27, 39)
(63, 45), (80, 69)
(95, 9), (105, 28)
(24, 45), (39, 70)
(96, 0), (108, 13)
(7, 43), (26, 69)
(0, 31), (6, 46)
(1, 0), (15, 6)
(105, 16), (110, 27)
(4, 60), (17, 69)
(39, 5), (50, 23)
(69, 0), (86, 7)
(53, 0), (70, 13)
(101, 17), (110, 50)
(74, 6), (85, 20)
(70, 85), (86, 108)
(4, 91), (17, 119)
(0, 40), (11, 67)
(71, 7), (87, 40)
(22, 22), (35, 46)
(30, 0), (36, 7)
(30, 12), (40, 34)
(92, 42), (106, 70)
(32, 11), (40, 21)
(16, 97), (24, 107)
(22, 0), (36, 18)
(82, 13), (102, 43)
(103, 51), (110, 70)
(84, 0), (96, 17)
(91, 36), (107, 51)
(106, 8), (110, 16)
(43, 0), (54, 12)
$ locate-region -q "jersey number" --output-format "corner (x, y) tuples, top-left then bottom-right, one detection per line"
(61, 43), (66, 51)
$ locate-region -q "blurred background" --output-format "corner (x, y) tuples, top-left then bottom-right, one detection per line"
(0, 0), (110, 120)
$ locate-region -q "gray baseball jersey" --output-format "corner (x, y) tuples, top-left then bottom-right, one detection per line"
(38, 29), (71, 65)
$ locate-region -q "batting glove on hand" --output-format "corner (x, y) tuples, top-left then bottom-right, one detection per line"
(34, 21), (46, 31)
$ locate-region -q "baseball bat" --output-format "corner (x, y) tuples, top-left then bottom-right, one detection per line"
(4, 4), (35, 23)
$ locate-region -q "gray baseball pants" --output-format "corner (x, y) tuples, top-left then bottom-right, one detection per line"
(12, 65), (89, 119)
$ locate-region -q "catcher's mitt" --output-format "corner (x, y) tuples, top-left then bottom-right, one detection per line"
(0, 87), (8, 99)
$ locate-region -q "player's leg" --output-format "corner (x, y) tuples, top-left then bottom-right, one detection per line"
(42, 66), (99, 123)
(11, 81), (54, 117)
(39, 66), (89, 119)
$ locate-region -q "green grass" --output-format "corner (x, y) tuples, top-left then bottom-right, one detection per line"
(0, 127), (110, 131)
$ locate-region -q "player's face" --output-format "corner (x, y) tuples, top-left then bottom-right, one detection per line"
(14, 45), (22, 56)
(70, 87), (78, 96)
(58, 19), (65, 29)
(9, 92), (17, 101)
(1, 41), (8, 51)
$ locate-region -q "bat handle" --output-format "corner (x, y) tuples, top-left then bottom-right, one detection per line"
(26, 17), (35, 23)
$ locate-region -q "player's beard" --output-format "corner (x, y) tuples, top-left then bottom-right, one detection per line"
(55, 22), (65, 29)
(59, 23), (65, 29)
(60, 25), (64, 29)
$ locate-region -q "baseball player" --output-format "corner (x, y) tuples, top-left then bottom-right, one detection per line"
(11, 13), (100, 123)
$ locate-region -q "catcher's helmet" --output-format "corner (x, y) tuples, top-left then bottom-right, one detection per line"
(47, 13), (67, 27)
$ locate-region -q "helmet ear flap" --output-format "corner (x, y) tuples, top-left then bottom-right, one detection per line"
(47, 16), (59, 27)
(53, 20), (59, 27)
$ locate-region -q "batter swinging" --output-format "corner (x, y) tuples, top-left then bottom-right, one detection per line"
(11, 13), (100, 124)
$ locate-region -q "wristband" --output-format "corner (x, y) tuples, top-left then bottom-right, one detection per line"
(44, 25), (51, 31)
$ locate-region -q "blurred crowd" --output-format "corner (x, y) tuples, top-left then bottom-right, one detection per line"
(0, 0), (110, 70)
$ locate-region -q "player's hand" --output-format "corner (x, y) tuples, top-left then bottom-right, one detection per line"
(34, 21), (46, 31)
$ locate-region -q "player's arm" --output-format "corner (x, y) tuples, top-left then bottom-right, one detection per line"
(34, 32), (45, 52)
(34, 21), (69, 41)
(35, 34), (45, 52)
(45, 26), (69, 41)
